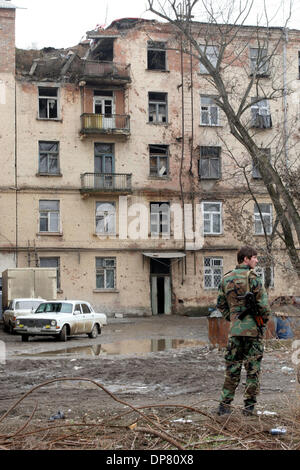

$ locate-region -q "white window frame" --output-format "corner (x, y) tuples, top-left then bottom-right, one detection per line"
(199, 45), (219, 74)
(96, 257), (116, 289)
(202, 201), (222, 235)
(39, 200), (60, 233)
(200, 96), (220, 126)
(95, 202), (116, 235)
(148, 92), (168, 124)
(204, 257), (223, 290)
(254, 203), (272, 235)
(251, 98), (272, 128)
(150, 202), (170, 236)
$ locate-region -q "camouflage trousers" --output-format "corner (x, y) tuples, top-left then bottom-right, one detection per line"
(220, 336), (264, 406)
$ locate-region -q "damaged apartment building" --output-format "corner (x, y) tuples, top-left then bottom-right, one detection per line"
(0, 1), (299, 316)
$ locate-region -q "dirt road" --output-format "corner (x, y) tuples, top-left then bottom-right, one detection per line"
(0, 314), (298, 428)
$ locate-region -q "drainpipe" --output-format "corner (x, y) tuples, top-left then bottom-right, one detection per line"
(283, 27), (289, 169)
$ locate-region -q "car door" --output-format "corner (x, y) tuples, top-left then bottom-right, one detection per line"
(81, 303), (94, 333)
(72, 303), (84, 334)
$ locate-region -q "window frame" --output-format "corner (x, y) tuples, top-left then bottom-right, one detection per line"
(150, 202), (170, 236)
(204, 257), (223, 290)
(199, 44), (219, 74)
(149, 144), (169, 177)
(38, 86), (59, 120)
(96, 257), (116, 290)
(252, 148), (271, 179)
(200, 95), (220, 126)
(95, 201), (116, 235)
(254, 203), (273, 235)
(147, 41), (167, 71)
(148, 92), (168, 124)
(256, 264), (274, 288)
(39, 200), (60, 233)
(249, 47), (269, 76)
(202, 201), (222, 235)
(251, 98), (272, 128)
(199, 146), (221, 180)
(38, 141), (60, 175)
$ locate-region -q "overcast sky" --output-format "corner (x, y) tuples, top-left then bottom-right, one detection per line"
(14, 0), (300, 50)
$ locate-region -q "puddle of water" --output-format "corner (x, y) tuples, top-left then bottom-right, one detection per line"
(21, 338), (207, 358)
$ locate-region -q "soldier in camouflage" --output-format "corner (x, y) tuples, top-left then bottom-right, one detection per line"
(216, 246), (271, 416)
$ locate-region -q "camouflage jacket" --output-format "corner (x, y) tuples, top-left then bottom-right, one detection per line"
(217, 265), (271, 337)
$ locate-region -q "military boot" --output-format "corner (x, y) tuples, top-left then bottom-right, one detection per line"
(217, 402), (232, 416)
(242, 403), (255, 416)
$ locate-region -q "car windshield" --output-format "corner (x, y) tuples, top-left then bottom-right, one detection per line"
(35, 303), (73, 314)
(15, 301), (43, 310)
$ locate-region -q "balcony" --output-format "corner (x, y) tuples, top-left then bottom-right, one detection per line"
(80, 113), (130, 138)
(80, 60), (131, 86)
(80, 173), (132, 197)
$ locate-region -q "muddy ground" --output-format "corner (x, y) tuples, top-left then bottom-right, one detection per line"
(0, 315), (299, 449)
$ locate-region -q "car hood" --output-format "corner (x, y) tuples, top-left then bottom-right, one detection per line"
(17, 313), (72, 320)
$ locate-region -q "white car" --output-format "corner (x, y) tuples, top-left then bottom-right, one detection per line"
(14, 300), (107, 342)
(3, 298), (46, 334)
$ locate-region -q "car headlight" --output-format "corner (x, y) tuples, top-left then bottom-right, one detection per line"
(16, 320), (20, 326)
(51, 320), (57, 327)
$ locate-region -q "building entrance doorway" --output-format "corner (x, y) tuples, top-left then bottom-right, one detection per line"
(150, 258), (171, 315)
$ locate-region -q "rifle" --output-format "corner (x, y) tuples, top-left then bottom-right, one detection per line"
(237, 291), (264, 335)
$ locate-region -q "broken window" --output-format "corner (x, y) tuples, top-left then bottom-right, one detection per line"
(252, 148), (271, 179)
(150, 202), (170, 236)
(148, 92), (168, 124)
(250, 47), (269, 76)
(203, 202), (222, 235)
(39, 257), (60, 289)
(96, 202), (116, 234)
(251, 98), (272, 128)
(254, 203), (272, 235)
(39, 200), (60, 233)
(38, 87), (58, 119)
(199, 146), (221, 179)
(38, 141), (59, 175)
(199, 45), (219, 74)
(149, 145), (169, 177)
(204, 257), (223, 289)
(96, 258), (116, 289)
(147, 41), (167, 70)
(92, 38), (114, 61)
(200, 96), (220, 126)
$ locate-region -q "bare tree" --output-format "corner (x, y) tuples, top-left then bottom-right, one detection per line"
(147, 0), (300, 278)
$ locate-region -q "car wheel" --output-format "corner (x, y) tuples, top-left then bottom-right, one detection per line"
(21, 335), (29, 342)
(88, 324), (98, 339)
(3, 323), (9, 333)
(59, 325), (68, 342)
(9, 322), (15, 335)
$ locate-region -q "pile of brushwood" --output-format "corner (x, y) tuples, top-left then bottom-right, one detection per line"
(0, 377), (300, 450)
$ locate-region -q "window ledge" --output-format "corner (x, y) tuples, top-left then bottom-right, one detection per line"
(36, 118), (63, 122)
(147, 122), (169, 127)
(199, 177), (221, 181)
(37, 232), (63, 237)
(204, 233), (223, 237)
(93, 233), (118, 238)
(93, 289), (119, 293)
(199, 124), (222, 128)
(148, 176), (171, 180)
(36, 173), (63, 177)
(146, 69), (170, 73)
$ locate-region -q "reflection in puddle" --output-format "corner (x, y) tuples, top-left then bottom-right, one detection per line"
(23, 338), (208, 358)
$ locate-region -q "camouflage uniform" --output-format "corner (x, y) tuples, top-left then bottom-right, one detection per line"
(217, 265), (271, 408)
